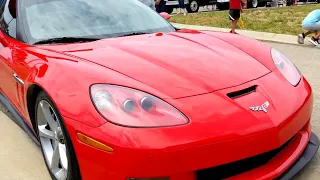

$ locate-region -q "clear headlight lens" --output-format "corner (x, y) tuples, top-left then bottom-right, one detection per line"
(90, 84), (189, 127)
(271, 48), (301, 86)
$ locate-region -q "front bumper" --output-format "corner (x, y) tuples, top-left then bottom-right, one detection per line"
(66, 116), (319, 180)
(214, 130), (319, 180)
(277, 132), (319, 180)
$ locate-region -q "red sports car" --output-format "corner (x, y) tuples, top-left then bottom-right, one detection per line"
(0, 0), (318, 180)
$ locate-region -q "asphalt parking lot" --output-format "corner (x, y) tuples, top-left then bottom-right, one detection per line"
(0, 42), (319, 180)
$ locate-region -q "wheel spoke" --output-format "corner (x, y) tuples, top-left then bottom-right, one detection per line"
(37, 100), (68, 180)
(38, 101), (57, 131)
(38, 125), (55, 140)
(50, 143), (60, 170)
(59, 143), (68, 170)
(54, 169), (67, 180)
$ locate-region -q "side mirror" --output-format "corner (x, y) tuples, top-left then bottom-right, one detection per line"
(159, 12), (170, 21)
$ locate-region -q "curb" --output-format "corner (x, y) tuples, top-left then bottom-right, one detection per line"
(171, 23), (312, 46)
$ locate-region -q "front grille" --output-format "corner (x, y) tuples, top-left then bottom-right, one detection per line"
(196, 137), (293, 180)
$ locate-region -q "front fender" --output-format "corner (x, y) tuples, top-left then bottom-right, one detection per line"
(25, 47), (168, 127)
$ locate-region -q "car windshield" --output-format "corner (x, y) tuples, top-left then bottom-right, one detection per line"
(20, 0), (175, 44)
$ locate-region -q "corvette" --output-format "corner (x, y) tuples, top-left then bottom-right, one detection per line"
(0, 0), (319, 180)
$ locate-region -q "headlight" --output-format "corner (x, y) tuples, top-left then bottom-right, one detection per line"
(90, 84), (189, 127)
(271, 48), (301, 86)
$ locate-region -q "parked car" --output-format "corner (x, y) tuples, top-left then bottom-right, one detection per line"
(165, 0), (202, 13)
(297, 0), (320, 4)
(1, 0), (319, 180)
(247, 0), (273, 7)
(165, 0), (273, 14)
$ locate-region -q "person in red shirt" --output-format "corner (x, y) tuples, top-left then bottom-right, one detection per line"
(229, 0), (246, 34)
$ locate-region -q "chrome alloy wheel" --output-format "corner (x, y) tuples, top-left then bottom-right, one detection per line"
(190, 0), (198, 12)
(37, 100), (68, 180)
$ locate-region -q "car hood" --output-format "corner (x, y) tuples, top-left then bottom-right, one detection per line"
(42, 31), (270, 99)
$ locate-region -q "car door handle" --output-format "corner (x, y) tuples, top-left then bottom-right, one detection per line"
(13, 73), (24, 86)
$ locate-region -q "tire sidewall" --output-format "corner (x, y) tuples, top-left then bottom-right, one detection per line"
(187, 0), (199, 13)
(35, 91), (81, 180)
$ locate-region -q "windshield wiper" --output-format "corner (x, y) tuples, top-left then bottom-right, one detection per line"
(118, 32), (148, 37)
(33, 37), (100, 45)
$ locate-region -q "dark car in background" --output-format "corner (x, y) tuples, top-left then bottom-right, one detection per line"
(165, 0), (273, 14)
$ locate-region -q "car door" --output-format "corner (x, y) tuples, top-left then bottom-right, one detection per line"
(0, 0), (26, 114)
(0, 36), (16, 105)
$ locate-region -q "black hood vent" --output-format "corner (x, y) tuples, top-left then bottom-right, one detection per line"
(227, 85), (257, 99)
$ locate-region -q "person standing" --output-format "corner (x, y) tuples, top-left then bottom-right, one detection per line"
(156, 0), (167, 13)
(177, 0), (187, 16)
(229, 0), (246, 34)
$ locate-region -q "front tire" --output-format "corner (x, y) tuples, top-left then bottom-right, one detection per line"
(248, 0), (259, 8)
(186, 0), (199, 13)
(35, 91), (81, 180)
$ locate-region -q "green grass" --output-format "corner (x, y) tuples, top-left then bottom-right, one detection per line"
(170, 4), (320, 35)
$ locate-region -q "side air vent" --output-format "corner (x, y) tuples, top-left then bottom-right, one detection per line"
(227, 85), (257, 99)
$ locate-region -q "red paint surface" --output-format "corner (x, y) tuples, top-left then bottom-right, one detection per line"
(0, 29), (314, 179)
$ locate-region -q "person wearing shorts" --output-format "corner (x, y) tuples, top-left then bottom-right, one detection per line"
(229, 0), (245, 34)
(298, 9), (320, 46)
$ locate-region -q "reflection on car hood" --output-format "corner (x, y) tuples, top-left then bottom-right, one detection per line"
(41, 31), (270, 99)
